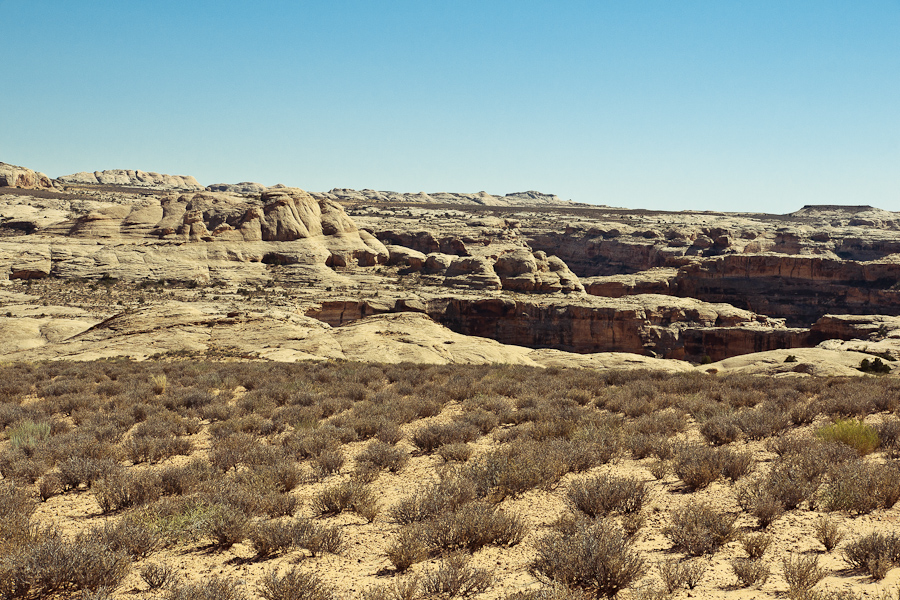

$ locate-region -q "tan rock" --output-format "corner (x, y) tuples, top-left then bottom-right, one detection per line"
(0, 162), (53, 189)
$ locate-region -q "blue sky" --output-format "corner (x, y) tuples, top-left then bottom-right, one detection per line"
(3, 1), (897, 212)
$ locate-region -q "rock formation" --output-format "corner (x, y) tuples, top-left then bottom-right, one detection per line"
(57, 169), (204, 190)
(0, 162), (53, 189)
(312, 188), (575, 206)
(3, 163), (900, 370)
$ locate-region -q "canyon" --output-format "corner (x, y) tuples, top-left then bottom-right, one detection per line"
(1, 160), (899, 375)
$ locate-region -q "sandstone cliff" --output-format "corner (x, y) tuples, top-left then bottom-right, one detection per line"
(58, 169), (204, 190)
(0, 162), (54, 189)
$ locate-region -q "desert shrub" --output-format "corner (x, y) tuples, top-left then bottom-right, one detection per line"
(790, 401), (819, 425)
(567, 473), (647, 517)
(209, 433), (269, 472)
(249, 519), (300, 558)
(464, 439), (573, 501)
(672, 444), (723, 490)
(663, 502), (737, 556)
(281, 430), (341, 461)
(37, 472), (62, 501)
(390, 476), (476, 524)
(699, 414), (742, 445)
(455, 409), (500, 435)
(0, 480), (36, 543)
(737, 483), (785, 529)
(88, 515), (160, 558)
(782, 553), (827, 593)
(386, 523), (430, 571)
(361, 576), (422, 600)
(257, 567), (334, 600)
(158, 459), (220, 496)
(126, 435), (194, 464)
(877, 419), (900, 458)
(0, 449), (50, 483)
(168, 577), (247, 600)
(814, 516), (845, 552)
(420, 552), (493, 599)
(438, 443), (474, 463)
(356, 440), (409, 474)
(656, 558), (707, 593)
(141, 562), (177, 590)
(291, 518), (343, 556)
(730, 558), (770, 587)
(311, 480), (378, 522)
(843, 533), (900, 579)
(57, 456), (118, 490)
(816, 419), (880, 455)
(742, 533), (772, 559)
(412, 423), (480, 454)
(2, 530), (132, 597)
(648, 459), (669, 481)
(529, 518), (647, 598)
(92, 468), (163, 513)
(818, 460), (900, 513)
(734, 405), (790, 440)
(388, 500), (523, 571)
(204, 504), (250, 549)
(720, 448), (753, 481)
(312, 449), (345, 477)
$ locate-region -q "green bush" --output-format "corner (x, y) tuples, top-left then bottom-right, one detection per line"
(815, 419), (880, 455)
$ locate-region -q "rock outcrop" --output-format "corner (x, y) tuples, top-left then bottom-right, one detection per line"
(313, 188), (575, 207)
(205, 182), (268, 194)
(0, 187), (388, 283)
(0, 162), (53, 189)
(306, 293), (795, 361)
(58, 169), (204, 190)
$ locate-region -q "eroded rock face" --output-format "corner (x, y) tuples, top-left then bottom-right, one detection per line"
(0, 187), (387, 283)
(313, 188), (574, 206)
(0, 163), (53, 189)
(58, 169), (204, 191)
(306, 293), (794, 361)
(673, 254), (900, 326)
(205, 182), (268, 194)
(4, 175), (900, 369)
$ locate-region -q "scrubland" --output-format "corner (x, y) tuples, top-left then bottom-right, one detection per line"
(1, 360), (900, 600)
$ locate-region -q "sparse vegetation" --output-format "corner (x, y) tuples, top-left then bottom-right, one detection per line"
(0, 359), (898, 600)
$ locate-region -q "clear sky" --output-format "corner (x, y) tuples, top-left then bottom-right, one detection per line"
(2, 1), (898, 213)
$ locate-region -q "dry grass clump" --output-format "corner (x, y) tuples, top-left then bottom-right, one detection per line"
(413, 422), (481, 454)
(663, 501), (737, 556)
(530, 518), (646, 598)
(386, 501), (526, 571)
(782, 554), (828, 596)
(672, 444), (735, 490)
(818, 460), (900, 513)
(355, 440), (409, 475)
(567, 473), (648, 517)
(731, 557), (770, 588)
(140, 561), (178, 590)
(311, 480), (379, 522)
(814, 516), (845, 552)
(656, 558), (707, 593)
(420, 552), (493, 599)
(168, 576), (247, 600)
(843, 533), (900, 580)
(257, 567), (334, 600)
